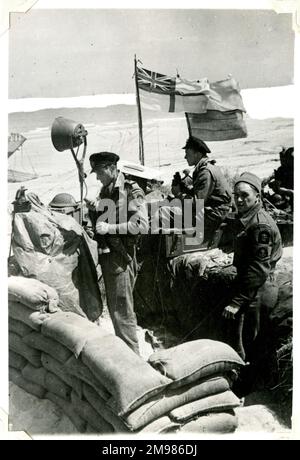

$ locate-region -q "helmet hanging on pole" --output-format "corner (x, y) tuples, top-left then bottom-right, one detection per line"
(50, 117), (88, 225)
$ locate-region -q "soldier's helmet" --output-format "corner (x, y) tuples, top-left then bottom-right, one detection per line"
(49, 193), (79, 217)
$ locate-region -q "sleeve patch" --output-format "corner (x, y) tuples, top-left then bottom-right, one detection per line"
(256, 247), (269, 259)
(258, 230), (270, 244)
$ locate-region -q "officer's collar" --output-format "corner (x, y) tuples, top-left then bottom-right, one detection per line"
(194, 155), (209, 170)
(114, 170), (124, 189)
(238, 201), (262, 228)
(102, 170), (123, 194)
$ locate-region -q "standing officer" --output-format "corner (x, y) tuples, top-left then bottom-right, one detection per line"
(222, 172), (282, 364)
(87, 152), (149, 355)
(182, 136), (232, 246)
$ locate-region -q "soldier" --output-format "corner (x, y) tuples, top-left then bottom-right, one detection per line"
(262, 147), (294, 211)
(87, 151), (149, 355)
(182, 136), (232, 246)
(222, 172), (282, 365)
(48, 193), (80, 221)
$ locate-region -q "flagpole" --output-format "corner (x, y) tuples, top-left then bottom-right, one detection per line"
(134, 55), (145, 165)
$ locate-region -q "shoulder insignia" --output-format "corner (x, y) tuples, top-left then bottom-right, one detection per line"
(124, 180), (145, 199)
(258, 230), (270, 244)
(256, 247), (269, 259)
(251, 223), (272, 242)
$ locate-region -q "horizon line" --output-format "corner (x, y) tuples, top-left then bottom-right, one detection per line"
(8, 84), (295, 119)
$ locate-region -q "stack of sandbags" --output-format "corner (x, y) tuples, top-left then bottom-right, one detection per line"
(61, 334), (243, 434)
(8, 276), (60, 402)
(10, 305), (170, 434)
(9, 276), (244, 435)
(8, 277), (86, 432)
(76, 334), (173, 433)
(144, 339), (243, 433)
(101, 339), (242, 434)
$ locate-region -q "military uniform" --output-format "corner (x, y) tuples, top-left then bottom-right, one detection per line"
(92, 164), (148, 355)
(274, 164), (294, 190)
(224, 202), (282, 360)
(191, 156), (232, 244)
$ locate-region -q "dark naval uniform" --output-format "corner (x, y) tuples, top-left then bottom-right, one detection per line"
(95, 172), (148, 355)
(225, 202), (282, 360)
(192, 156), (232, 244)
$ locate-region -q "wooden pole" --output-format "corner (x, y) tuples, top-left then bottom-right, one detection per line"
(134, 55), (145, 165)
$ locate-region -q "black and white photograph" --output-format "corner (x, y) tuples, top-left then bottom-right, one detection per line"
(1, 0), (298, 440)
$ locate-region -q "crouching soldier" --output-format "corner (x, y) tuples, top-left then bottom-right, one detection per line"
(87, 151), (149, 355)
(222, 172), (282, 367)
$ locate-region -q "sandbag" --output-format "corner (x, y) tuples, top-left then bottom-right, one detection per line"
(148, 339), (244, 389)
(23, 331), (72, 363)
(71, 391), (114, 433)
(9, 367), (46, 399)
(9, 318), (32, 337)
(45, 391), (86, 433)
(22, 363), (47, 387)
(138, 416), (180, 434)
(8, 276), (59, 311)
(82, 334), (172, 416)
(170, 390), (240, 423)
(12, 195), (102, 321)
(44, 371), (72, 401)
(41, 353), (82, 398)
(9, 332), (42, 367)
(122, 376), (230, 431)
(82, 383), (129, 433)
(65, 356), (110, 401)
(9, 301), (50, 331)
(179, 411), (238, 433)
(13, 246), (87, 317)
(270, 282), (293, 324)
(41, 311), (108, 358)
(9, 349), (27, 370)
(85, 424), (98, 434)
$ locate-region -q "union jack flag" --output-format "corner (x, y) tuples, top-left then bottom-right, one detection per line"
(135, 64), (246, 117)
(136, 67), (176, 95)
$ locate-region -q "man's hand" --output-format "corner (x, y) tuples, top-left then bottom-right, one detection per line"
(171, 184), (182, 197)
(84, 227), (94, 238)
(222, 305), (240, 320)
(96, 221), (110, 235)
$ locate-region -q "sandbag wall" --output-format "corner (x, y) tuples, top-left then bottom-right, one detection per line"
(9, 276), (244, 435)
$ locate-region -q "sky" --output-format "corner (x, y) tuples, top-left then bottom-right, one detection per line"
(8, 9), (294, 99)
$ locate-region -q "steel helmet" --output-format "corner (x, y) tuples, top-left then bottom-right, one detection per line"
(49, 193), (78, 209)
